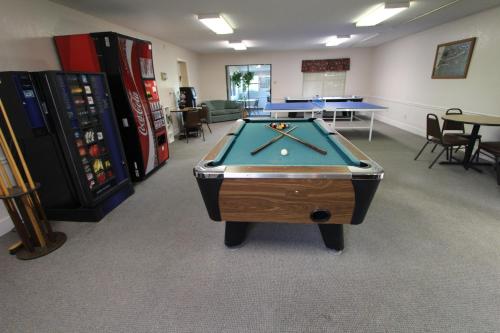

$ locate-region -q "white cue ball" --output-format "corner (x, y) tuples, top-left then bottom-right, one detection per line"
(281, 149), (288, 156)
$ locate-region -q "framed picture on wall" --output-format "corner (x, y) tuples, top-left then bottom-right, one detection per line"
(432, 37), (476, 79)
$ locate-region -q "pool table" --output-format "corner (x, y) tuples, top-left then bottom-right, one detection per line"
(194, 118), (383, 252)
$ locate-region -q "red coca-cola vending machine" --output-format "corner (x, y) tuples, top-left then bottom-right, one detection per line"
(54, 32), (169, 181)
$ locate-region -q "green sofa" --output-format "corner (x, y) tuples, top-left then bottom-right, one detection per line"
(201, 100), (242, 123)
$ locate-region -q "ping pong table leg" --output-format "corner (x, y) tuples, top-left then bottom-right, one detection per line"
(369, 111), (375, 141)
(333, 110), (337, 129)
(350, 111), (353, 122)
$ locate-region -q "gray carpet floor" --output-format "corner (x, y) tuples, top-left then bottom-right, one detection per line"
(0, 120), (499, 333)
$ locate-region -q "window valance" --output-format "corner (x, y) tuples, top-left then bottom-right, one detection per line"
(301, 58), (350, 72)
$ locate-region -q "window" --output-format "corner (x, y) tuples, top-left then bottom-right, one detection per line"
(226, 64), (271, 109)
(302, 71), (346, 97)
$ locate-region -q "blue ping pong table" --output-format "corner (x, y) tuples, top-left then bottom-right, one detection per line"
(264, 101), (387, 141)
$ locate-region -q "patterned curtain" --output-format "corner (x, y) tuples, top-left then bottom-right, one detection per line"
(301, 58), (350, 72)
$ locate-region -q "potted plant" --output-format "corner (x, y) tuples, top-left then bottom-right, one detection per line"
(242, 71), (255, 95)
(230, 71), (243, 90)
(230, 71), (254, 109)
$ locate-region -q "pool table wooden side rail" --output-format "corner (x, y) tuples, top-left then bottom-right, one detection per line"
(219, 178), (355, 224)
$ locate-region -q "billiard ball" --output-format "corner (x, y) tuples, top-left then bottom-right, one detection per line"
(281, 148), (288, 156)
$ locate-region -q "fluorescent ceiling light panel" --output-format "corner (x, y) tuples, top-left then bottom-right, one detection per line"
(227, 41), (247, 50)
(360, 33), (380, 42)
(325, 35), (351, 47)
(197, 14), (233, 34)
(356, 2), (410, 27)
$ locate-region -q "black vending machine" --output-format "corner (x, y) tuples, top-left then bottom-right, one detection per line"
(0, 71), (134, 221)
(179, 87), (197, 108)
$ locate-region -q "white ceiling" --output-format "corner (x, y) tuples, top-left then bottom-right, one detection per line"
(50, 0), (500, 53)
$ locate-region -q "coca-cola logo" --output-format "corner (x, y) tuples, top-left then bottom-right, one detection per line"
(130, 91), (148, 136)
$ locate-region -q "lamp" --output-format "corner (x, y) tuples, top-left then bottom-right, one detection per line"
(197, 14), (233, 34)
(356, 1), (410, 27)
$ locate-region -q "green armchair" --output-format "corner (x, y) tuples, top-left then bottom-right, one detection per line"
(200, 100), (243, 123)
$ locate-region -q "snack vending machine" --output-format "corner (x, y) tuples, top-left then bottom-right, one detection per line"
(179, 87), (197, 108)
(0, 71), (134, 221)
(54, 32), (169, 181)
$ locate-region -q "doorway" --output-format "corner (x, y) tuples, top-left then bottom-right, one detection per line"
(177, 61), (189, 86)
(226, 64), (271, 110)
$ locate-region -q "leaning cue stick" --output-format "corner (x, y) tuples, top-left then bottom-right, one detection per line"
(0, 162), (35, 251)
(251, 126), (298, 155)
(8, 241), (24, 255)
(0, 142), (46, 248)
(0, 100), (53, 234)
(0, 127), (46, 247)
(0, 159), (30, 246)
(266, 125), (327, 155)
(0, 152), (13, 190)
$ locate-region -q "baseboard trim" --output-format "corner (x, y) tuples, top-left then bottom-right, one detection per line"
(0, 216), (13, 237)
(374, 113), (426, 138)
(366, 96), (495, 117)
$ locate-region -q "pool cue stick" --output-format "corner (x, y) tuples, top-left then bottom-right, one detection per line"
(0, 146), (32, 246)
(8, 241), (24, 255)
(0, 155), (13, 189)
(0, 145), (46, 247)
(251, 126), (297, 155)
(267, 126), (327, 155)
(0, 163), (35, 252)
(0, 128), (46, 247)
(0, 100), (52, 234)
(0, 157), (36, 242)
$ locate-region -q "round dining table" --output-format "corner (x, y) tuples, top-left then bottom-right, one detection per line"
(441, 114), (500, 169)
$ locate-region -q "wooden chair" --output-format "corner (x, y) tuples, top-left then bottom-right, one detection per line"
(472, 142), (500, 185)
(184, 110), (204, 143)
(414, 113), (470, 168)
(200, 105), (212, 134)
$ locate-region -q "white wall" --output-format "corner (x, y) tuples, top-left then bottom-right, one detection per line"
(370, 6), (500, 140)
(199, 6), (500, 141)
(0, 0), (200, 108)
(198, 48), (373, 102)
(0, 0), (201, 235)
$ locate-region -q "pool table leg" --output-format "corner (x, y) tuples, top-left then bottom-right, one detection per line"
(224, 222), (249, 247)
(318, 224), (344, 253)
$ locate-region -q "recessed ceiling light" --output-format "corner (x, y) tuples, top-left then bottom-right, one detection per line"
(197, 14), (233, 34)
(227, 41), (247, 50)
(356, 1), (410, 27)
(325, 35), (351, 47)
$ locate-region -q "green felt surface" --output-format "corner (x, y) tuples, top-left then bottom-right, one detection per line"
(212, 119), (361, 166)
